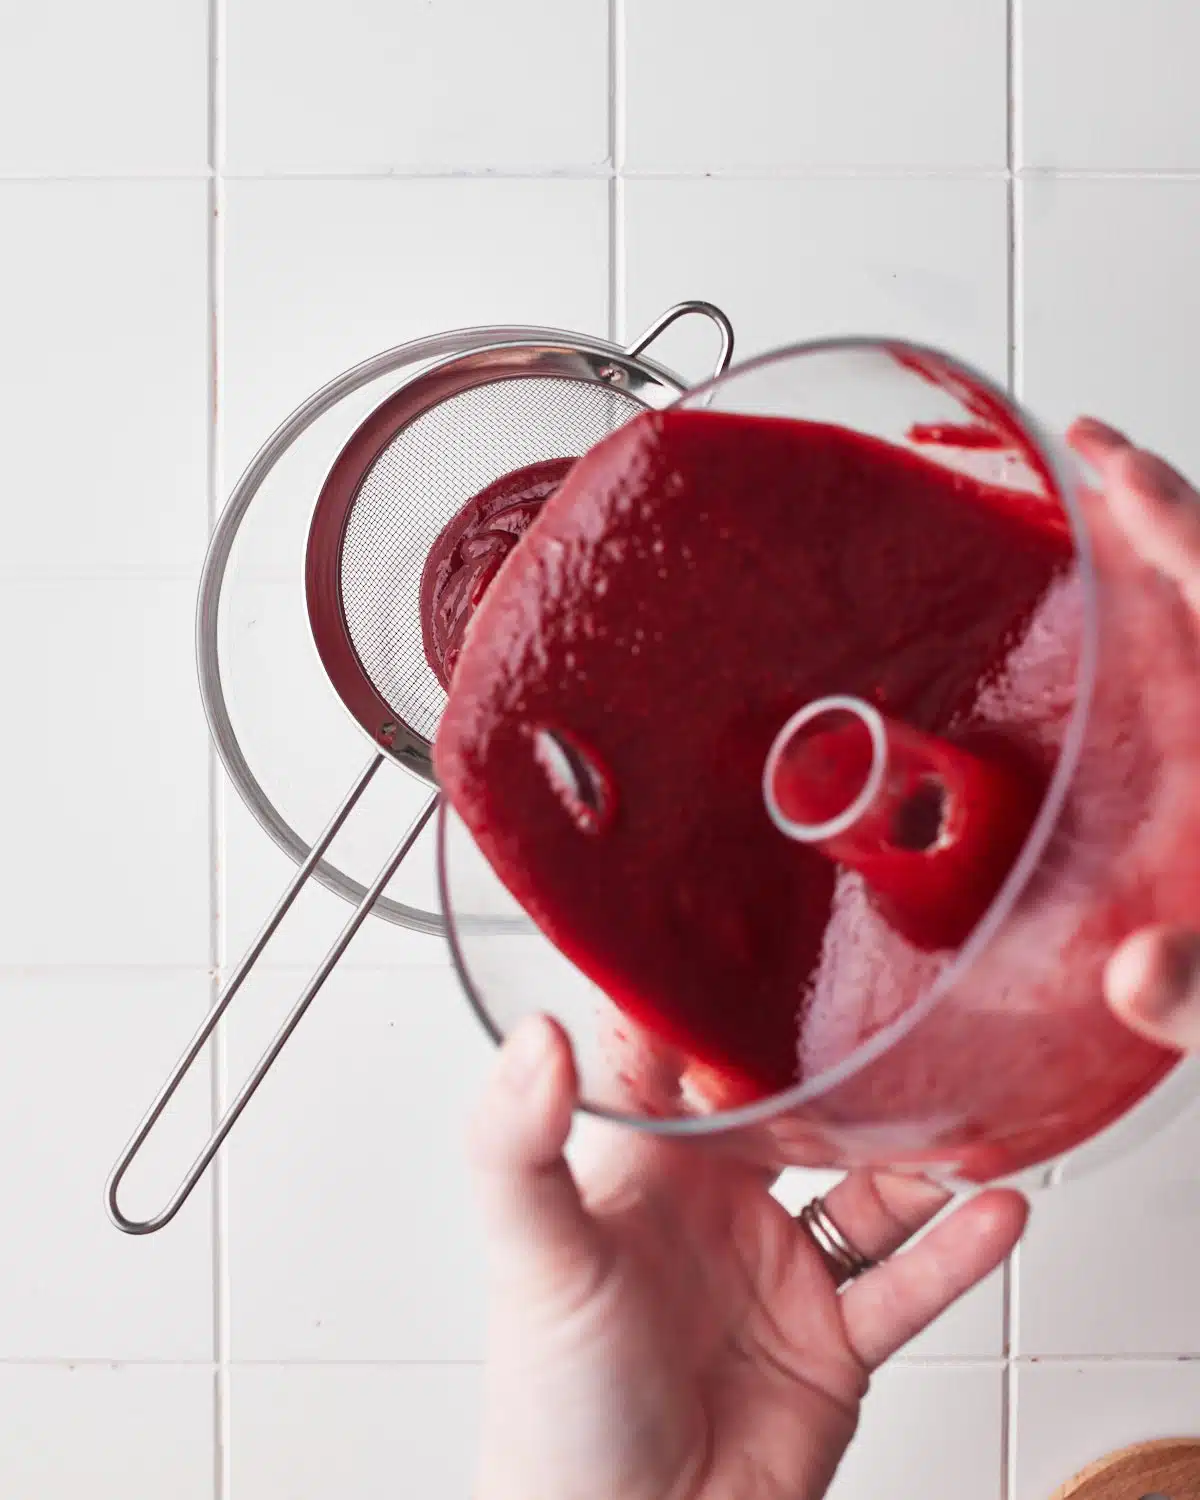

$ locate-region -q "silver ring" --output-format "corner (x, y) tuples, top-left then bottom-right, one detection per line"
(798, 1197), (877, 1284)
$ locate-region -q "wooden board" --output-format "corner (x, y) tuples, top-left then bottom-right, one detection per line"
(1052, 1440), (1200, 1500)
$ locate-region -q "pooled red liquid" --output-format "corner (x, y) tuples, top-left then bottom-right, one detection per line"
(908, 422), (1008, 450)
(437, 407), (1184, 1176)
(420, 457), (575, 687)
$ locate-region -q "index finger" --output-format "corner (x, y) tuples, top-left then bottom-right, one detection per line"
(1068, 417), (1200, 614)
(840, 1187), (1028, 1370)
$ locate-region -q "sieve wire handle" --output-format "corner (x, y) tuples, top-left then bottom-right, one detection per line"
(106, 758), (438, 1235)
(625, 300), (735, 381)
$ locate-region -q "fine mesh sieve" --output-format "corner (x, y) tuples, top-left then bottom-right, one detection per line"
(310, 366), (645, 766)
(107, 302), (735, 1236)
(340, 378), (637, 741)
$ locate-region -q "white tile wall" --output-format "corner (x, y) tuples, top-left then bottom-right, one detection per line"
(0, 579), (210, 967)
(3, 1), (1199, 1497)
(1018, 0), (1200, 171)
(0, 3), (208, 175)
(0, 973), (214, 1361)
(1017, 1090), (1200, 1358)
(220, 177), (610, 482)
(622, 177), (1010, 380)
(832, 1364), (1005, 1500)
(1019, 176), (1200, 475)
(225, 0), (609, 173)
(624, 1), (1008, 171)
(224, 966), (491, 1362)
(229, 1365), (481, 1497)
(0, 1366), (215, 1500)
(0, 182), (210, 576)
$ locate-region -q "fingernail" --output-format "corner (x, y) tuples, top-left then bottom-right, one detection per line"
(1139, 932), (1200, 1022)
(1106, 933), (1152, 1012)
(1071, 416), (1130, 450)
(1109, 929), (1200, 1023)
(1123, 447), (1194, 507)
(498, 1014), (553, 1090)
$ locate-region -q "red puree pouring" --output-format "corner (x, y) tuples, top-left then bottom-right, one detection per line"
(438, 407), (1190, 1180)
(435, 408), (1083, 1109)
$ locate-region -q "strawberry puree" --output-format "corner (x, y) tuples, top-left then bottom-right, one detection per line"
(420, 457), (575, 687)
(435, 409), (1184, 1177)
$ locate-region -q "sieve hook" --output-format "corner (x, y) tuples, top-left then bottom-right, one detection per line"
(625, 301), (735, 382)
(106, 761), (438, 1234)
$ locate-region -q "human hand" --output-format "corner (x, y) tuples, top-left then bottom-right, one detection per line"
(471, 1015), (1026, 1500)
(1069, 418), (1200, 1055)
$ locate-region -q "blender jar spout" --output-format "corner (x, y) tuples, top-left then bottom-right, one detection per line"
(763, 694), (1042, 951)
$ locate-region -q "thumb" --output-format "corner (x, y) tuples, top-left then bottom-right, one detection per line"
(470, 1014), (607, 1295)
(1106, 926), (1200, 1053)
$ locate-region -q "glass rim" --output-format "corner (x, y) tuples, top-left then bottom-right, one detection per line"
(436, 332), (1101, 1140)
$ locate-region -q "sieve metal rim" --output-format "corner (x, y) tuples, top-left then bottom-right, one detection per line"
(306, 342), (678, 785)
(197, 326), (691, 936)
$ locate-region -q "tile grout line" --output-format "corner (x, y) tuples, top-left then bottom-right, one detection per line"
(0, 960), (458, 979)
(605, 0), (617, 341)
(5, 165), (1200, 184)
(1005, 0), (1017, 399)
(1002, 1259), (1015, 1500)
(608, 0), (627, 345)
(206, 0), (231, 1494)
(1011, 186), (1026, 404)
(1003, 7), (1018, 1500)
(1005, 1242), (1021, 1500)
(0, 567), (209, 582)
(3, 165), (1199, 184)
